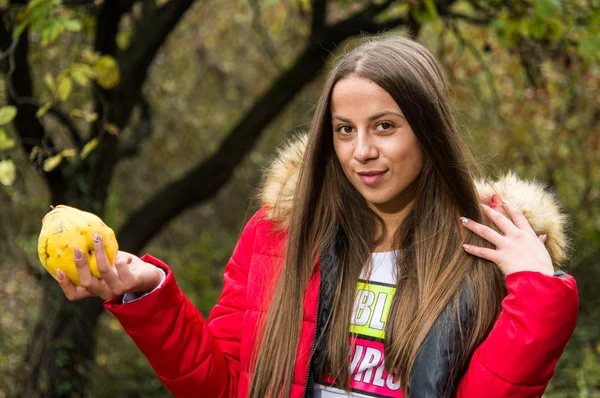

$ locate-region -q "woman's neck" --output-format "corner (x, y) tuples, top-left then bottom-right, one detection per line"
(370, 200), (414, 252)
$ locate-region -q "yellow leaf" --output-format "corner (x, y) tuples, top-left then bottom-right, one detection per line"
(0, 105), (17, 125)
(80, 138), (98, 159)
(30, 146), (40, 161)
(85, 112), (98, 123)
(44, 73), (55, 91)
(43, 154), (63, 172)
(82, 49), (100, 64)
(69, 63), (95, 87)
(105, 123), (120, 136)
(0, 127), (15, 150)
(0, 159), (16, 186)
(70, 109), (84, 118)
(36, 102), (53, 118)
(60, 149), (77, 158)
(57, 75), (73, 102)
(94, 56), (120, 89)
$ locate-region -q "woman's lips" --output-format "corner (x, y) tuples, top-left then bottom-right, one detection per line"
(357, 171), (387, 185)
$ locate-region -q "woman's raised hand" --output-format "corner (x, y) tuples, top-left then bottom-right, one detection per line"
(56, 233), (164, 301)
(461, 200), (555, 276)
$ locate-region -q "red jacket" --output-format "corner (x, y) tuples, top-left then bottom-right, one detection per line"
(105, 136), (578, 397)
(105, 207), (578, 397)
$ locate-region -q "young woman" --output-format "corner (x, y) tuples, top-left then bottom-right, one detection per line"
(56, 35), (578, 398)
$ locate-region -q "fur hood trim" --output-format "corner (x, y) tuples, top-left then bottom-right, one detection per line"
(258, 133), (568, 265)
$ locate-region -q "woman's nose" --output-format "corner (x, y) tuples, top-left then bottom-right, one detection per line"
(353, 131), (378, 162)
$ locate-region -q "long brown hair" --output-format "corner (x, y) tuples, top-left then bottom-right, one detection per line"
(249, 34), (506, 397)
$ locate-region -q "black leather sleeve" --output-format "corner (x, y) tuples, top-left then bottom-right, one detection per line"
(408, 291), (471, 398)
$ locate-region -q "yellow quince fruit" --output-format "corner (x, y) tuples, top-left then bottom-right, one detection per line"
(38, 205), (118, 286)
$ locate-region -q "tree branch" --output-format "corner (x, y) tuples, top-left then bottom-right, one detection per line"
(310, 0), (327, 38)
(324, 0), (397, 41)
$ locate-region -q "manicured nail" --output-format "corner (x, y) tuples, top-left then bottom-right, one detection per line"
(56, 270), (64, 282)
(93, 231), (101, 244)
(460, 217), (469, 225)
(463, 244), (470, 250)
(74, 247), (83, 260)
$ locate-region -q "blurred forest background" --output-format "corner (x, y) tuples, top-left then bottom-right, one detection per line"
(0, 0), (598, 396)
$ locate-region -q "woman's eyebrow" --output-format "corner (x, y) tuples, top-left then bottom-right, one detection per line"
(368, 111), (405, 121)
(332, 111), (405, 123)
(332, 115), (352, 123)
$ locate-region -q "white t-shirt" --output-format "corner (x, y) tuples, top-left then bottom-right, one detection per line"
(314, 250), (401, 398)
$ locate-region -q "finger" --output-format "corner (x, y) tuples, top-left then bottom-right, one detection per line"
(480, 204), (519, 236)
(56, 269), (94, 300)
(114, 255), (135, 286)
(462, 244), (501, 264)
(74, 246), (106, 295)
(93, 232), (122, 291)
(538, 234), (548, 244)
(501, 200), (533, 232)
(460, 217), (504, 247)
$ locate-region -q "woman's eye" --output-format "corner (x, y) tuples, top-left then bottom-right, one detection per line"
(336, 126), (354, 134)
(376, 122), (393, 131)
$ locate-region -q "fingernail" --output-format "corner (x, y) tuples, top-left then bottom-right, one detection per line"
(74, 247), (83, 260)
(56, 270), (64, 282)
(460, 217), (469, 225)
(542, 234), (548, 243)
(126, 256), (133, 264)
(93, 231), (101, 244)
(463, 244), (470, 250)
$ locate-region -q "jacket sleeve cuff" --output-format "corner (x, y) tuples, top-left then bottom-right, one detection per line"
(103, 254), (185, 329)
(122, 267), (167, 303)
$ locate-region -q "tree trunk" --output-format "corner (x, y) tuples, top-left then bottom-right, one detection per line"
(15, 279), (105, 397)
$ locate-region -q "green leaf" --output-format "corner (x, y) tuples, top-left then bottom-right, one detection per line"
(536, 0), (561, 19)
(423, 0), (441, 33)
(43, 154), (63, 172)
(546, 18), (565, 41)
(578, 35), (600, 64)
(530, 18), (547, 39)
(62, 19), (82, 32)
(57, 75), (73, 102)
(29, 0), (50, 8)
(0, 159), (16, 186)
(0, 106), (17, 125)
(80, 138), (98, 159)
(0, 127), (15, 150)
(41, 19), (63, 46)
(12, 21), (29, 40)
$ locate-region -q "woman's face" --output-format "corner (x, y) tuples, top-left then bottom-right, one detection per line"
(331, 75), (424, 216)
